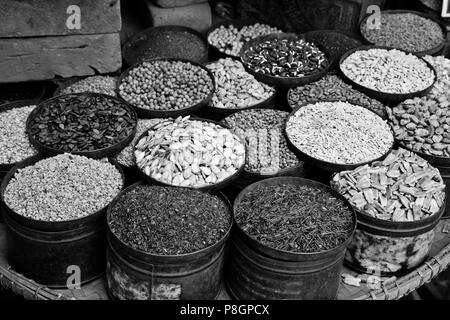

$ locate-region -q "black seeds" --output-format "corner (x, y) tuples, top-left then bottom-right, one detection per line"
(109, 185), (232, 255)
(29, 94), (137, 153)
(235, 183), (354, 253)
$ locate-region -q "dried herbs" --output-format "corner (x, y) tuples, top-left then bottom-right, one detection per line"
(29, 93), (137, 153)
(235, 183), (354, 253)
(109, 185), (231, 255)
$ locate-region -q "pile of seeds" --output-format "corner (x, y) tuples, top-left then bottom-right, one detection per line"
(109, 185), (231, 255)
(4, 154), (123, 222)
(0, 105), (37, 164)
(286, 101), (394, 165)
(331, 148), (446, 222)
(208, 23), (282, 57)
(235, 183), (354, 253)
(242, 37), (329, 78)
(135, 116), (245, 188)
(420, 0), (442, 11)
(116, 118), (164, 167)
(388, 55), (450, 158)
(60, 76), (118, 97)
(223, 109), (299, 174)
(119, 60), (213, 111)
(206, 58), (275, 109)
(305, 31), (363, 67)
(361, 12), (444, 53)
(288, 74), (386, 118)
(340, 49), (435, 94)
(29, 94), (137, 153)
(126, 29), (208, 64)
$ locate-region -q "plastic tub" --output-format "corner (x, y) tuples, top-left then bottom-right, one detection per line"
(133, 117), (246, 193)
(26, 93), (138, 159)
(338, 46), (438, 104)
(0, 156), (125, 287)
(226, 177), (357, 300)
(239, 33), (331, 88)
(106, 182), (233, 300)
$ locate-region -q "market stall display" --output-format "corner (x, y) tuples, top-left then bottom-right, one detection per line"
(339, 47), (437, 103)
(360, 10), (447, 56)
(240, 33), (330, 87)
(227, 177), (356, 300)
(332, 149), (446, 274)
(287, 74), (386, 118)
(199, 58), (275, 120)
(207, 20), (282, 59)
(134, 116), (246, 191)
(106, 182), (232, 300)
(0, 154), (124, 287)
(27, 93), (137, 158)
(118, 58), (215, 118)
(122, 26), (209, 66)
(222, 109), (303, 188)
(285, 101), (394, 172)
(54, 76), (118, 97)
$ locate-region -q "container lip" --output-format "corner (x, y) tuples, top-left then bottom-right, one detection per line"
(359, 9), (448, 57)
(206, 18), (285, 59)
(132, 116), (246, 192)
(106, 181), (234, 260)
(0, 155), (125, 232)
(284, 100), (395, 173)
(0, 99), (42, 171)
(221, 107), (303, 177)
(239, 33), (332, 87)
(338, 45), (438, 103)
(116, 57), (216, 118)
(232, 176), (358, 260)
(26, 92), (138, 159)
(122, 25), (209, 66)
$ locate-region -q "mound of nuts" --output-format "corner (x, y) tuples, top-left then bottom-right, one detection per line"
(119, 60), (214, 111)
(286, 101), (394, 165)
(223, 109), (300, 174)
(340, 48), (435, 94)
(388, 56), (450, 158)
(288, 74), (386, 118)
(208, 23), (282, 57)
(242, 37), (329, 78)
(361, 12), (444, 53)
(332, 148), (446, 222)
(135, 116), (246, 188)
(0, 105), (38, 164)
(61, 76), (118, 97)
(206, 58), (274, 109)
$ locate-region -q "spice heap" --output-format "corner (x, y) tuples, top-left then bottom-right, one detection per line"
(286, 101), (393, 165)
(223, 109), (299, 174)
(119, 60), (213, 111)
(340, 49), (435, 94)
(388, 56), (450, 157)
(135, 116), (245, 188)
(208, 23), (282, 57)
(235, 183), (354, 253)
(116, 118), (164, 167)
(242, 37), (329, 78)
(109, 185), (231, 255)
(60, 76), (118, 97)
(127, 29), (207, 64)
(288, 74), (386, 118)
(206, 58), (274, 109)
(0, 105), (37, 164)
(4, 154), (123, 222)
(305, 31), (363, 66)
(29, 94), (137, 153)
(331, 149), (446, 222)
(361, 12), (444, 53)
